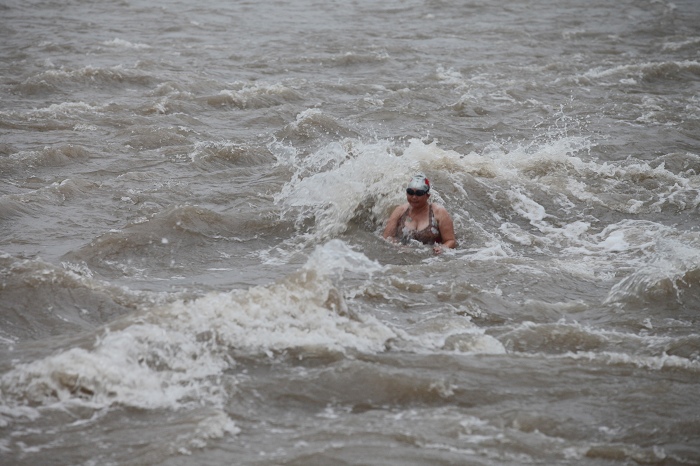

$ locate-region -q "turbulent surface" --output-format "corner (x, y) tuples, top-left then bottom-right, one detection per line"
(1, 0), (699, 465)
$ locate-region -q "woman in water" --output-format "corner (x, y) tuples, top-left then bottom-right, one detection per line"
(383, 174), (457, 254)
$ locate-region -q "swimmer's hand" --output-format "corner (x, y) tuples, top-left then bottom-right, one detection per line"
(433, 240), (456, 254)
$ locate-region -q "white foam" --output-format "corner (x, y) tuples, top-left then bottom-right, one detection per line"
(0, 241), (396, 414)
(604, 231), (700, 304)
(165, 242), (395, 356)
(293, 107), (323, 124)
(304, 238), (383, 278)
(175, 411), (240, 455)
(1, 322), (226, 409)
(564, 351), (700, 372)
(662, 37), (700, 51)
(218, 82), (296, 107)
(32, 101), (101, 117)
(464, 240), (514, 259)
(434, 66), (466, 86)
(102, 38), (151, 49)
(399, 313), (506, 355)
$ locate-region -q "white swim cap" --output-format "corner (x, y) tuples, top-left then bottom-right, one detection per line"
(407, 174), (430, 192)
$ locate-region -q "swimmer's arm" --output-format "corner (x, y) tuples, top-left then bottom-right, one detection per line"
(382, 204), (406, 243)
(435, 206), (457, 250)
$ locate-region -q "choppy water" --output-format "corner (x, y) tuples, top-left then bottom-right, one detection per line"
(2, 0), (700, 464)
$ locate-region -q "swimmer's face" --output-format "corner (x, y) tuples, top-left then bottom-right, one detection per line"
(406, 189), (429, 205)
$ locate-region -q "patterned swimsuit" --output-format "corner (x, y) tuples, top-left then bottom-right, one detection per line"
(395, 205), (442, 245)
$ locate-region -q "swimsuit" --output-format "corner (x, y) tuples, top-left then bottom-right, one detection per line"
(395, 205), (442, 245)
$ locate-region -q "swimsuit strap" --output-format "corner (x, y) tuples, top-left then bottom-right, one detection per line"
(398, 206), (411, 227)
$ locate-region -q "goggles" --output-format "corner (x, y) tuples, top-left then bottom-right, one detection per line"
(406, 188), (428, 196)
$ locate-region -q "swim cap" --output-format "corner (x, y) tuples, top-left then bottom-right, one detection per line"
(407, 174), (430, 192)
